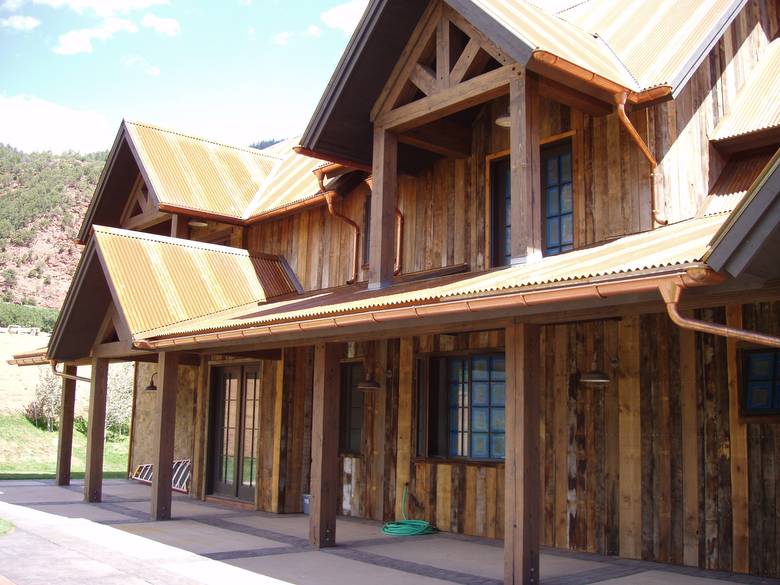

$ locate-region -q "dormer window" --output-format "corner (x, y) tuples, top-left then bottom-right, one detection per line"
(542, 139), (574, 256)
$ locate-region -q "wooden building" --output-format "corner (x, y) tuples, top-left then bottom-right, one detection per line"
(10, 1), (780, 583)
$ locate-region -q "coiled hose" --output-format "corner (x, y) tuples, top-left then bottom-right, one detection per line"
(381, 485), (437, 536)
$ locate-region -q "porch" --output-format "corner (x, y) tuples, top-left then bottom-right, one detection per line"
(0, 479), (771, 585)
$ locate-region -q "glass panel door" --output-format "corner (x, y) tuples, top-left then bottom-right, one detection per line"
(237, 366), (260, 500)
(211, 366), (241, 497)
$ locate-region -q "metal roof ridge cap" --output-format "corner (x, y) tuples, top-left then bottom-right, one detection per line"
(591, 32), (641, 90)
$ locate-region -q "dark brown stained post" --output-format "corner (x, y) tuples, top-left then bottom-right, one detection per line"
(309, 342), (342, 547)
(56, 364), (77, 486)
(151, 351), (179, 520)
(368, 126), (398, 290)
(85, 357), (109, 503)
(504, 320), (541, 585)
(509, 70), (540, 265)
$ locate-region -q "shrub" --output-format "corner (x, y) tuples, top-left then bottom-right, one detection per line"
(106, 362), (134, 441)
(0, 302), (58, 331)
(24, 367), (61, 431)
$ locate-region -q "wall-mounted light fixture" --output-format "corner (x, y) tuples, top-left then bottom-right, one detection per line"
(579, 352), (613, 386)
(495, 113), (511, 128)
(188, 219), (208, 228)
(144, 372), (158, 392)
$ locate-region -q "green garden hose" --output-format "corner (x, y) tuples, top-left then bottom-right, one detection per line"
(381, 486), (437, 536)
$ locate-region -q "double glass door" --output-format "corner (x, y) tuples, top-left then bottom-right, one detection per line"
(210, 365), (260, 501)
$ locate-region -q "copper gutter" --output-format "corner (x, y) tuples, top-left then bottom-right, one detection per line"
(660, 280), (780, 348)
(51, 361), (91, 383)
(246, 194), (328, 224)
(614, 92), (668, 227)
(133, 269), (722, 351)
(394, 208), (404, 275)
(531, 51), (671, 105)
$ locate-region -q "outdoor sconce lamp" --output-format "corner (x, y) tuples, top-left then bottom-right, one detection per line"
(495, 113), (511, 128)
(579, 352), (614, 386)
(144, 372), (158, 393)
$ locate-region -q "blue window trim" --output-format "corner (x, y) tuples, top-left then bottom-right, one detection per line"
(541, 139), (574, 257)
(741, 349), (780, 417)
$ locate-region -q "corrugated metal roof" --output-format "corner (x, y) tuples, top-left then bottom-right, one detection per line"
(124, 122), (330, 222)
(244, 149), (325, 219)
(554, 0), (744, 92)
(125, 121), (280, 219)
(7, 346), (49, 366)
(142, 214), (728, 340)
(697, 150), (774, 217)
(93, 226), (300, 337)
(713, 39), (780, 142)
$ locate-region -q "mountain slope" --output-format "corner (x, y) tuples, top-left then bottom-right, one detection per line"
(0, 145), (106, 308)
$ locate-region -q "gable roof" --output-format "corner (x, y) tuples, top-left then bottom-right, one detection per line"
(301, 0), (746, 167)
(78, 122), (334, 242)
(48, 226), (302, 360)
(712, 38), (780, 150)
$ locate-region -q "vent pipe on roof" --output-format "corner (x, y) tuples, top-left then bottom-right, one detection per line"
(614, 92), (668, 228)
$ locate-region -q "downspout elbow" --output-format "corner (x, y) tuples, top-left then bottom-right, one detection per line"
(614, 92), (668, 227)
(51, 361), (92, 383)
(660, 281), (780, 348)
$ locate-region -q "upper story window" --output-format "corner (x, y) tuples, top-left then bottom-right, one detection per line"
(417, 352), (506, 461)
(489, 156), (511, 267)
(542, 139), (574, 256)
(362, 193), (371, 267)
(340, 361), (364, 454)
(741, 349), (780, 417)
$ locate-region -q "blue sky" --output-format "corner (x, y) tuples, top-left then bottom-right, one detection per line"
(0, 0), (368, 153)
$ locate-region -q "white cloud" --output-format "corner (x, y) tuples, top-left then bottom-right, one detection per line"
(272, 25), (321, 46)
(0, 94), (115, 153)
(320, 0), (368, 36)
(30, 0), (166, 17)
(53, 16), (137, 54)
(123, 53), (160, 76)
(141, 12), (178, 36)
(0, 14), (39, 28)
(1, 0), (27, 11)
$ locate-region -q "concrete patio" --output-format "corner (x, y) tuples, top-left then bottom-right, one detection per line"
(0, 480), (776, 585)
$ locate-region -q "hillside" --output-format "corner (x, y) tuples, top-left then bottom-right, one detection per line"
(0, 145), (106, 308)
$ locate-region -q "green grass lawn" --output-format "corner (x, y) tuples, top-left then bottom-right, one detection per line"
(0, 519), (14, 536)
(0, 415), (129, 480)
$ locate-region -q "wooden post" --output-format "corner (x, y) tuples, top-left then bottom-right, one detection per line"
(85, 358), (109, 503)
(505, 320), (541, 585)
(309, 342), (342, 548)
(56, 364), (77, 486)
(368, 126), (398, 290)
(190, 355), (210, 500)
(679, 311), (700, 567)
(726, 305), (749, 573)
(151, 351), (179, 520)
(509, 70), (540, 265)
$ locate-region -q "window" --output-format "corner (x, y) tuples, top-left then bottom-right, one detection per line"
(541, 140), (573, 256)
(741, 350), (780, 416)
(340, 362), (364, 454)
(418, 353), (506, 460)
(489, 156), (511, 267)
(362, 193), (371, 266)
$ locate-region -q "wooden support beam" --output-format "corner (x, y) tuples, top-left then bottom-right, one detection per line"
(410, 64), (437, 96)
(504, 320), (541, 585)
(510, 71), (541, 264)
(436, 16), (451, 89)
(727, 305), (749, 574)
(679, 310), (700, 567)
(538, 77), (612, 118)
(123, 208), (171, 231)
(368, 127), (398, 290)
(450, 38), (488, 84)
(190, 355), (210, 500)
(151, 351), (179, 520)
(617, 316), (642, 559)
(309, 342), (342, 548)
(399, 119), (472, 159)
(376, 65), (520, 133)
(56, 364), (77, 486)
(85, 357), (109, 503)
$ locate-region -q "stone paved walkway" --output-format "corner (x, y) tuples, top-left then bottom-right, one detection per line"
(0, 480), (777, 585)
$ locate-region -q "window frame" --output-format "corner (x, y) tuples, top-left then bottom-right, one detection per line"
(740, 348), (780, 419)
(361, 192), (371, 269)
(540, 137), (574, 257)
(339, 360), (365, 456)
(486, 150), (511, 269)
(415, 349), (506, 463)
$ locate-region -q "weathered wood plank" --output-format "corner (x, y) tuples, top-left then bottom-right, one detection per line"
(151, 351), (179, 520)
(85, 357), (109, 503)
(395, 337), (414, 519)
(56, 365), (77, 487)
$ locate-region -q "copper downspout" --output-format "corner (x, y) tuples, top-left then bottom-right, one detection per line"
(660, 281), (780, 348)
(134, 270), (722, 351)
(51, 361), (91, 383)
(614, 92), (668, 227)
(324, 191), (361, 285)
(394, 208), (404, 276)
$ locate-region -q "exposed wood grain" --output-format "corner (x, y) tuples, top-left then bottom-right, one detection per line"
(679, 313), (700, 567)
(395, 337), (414, 519)
(56, 365), (77, 487)
(85, 357), (109, 503)
(151, 351), (179, 520)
